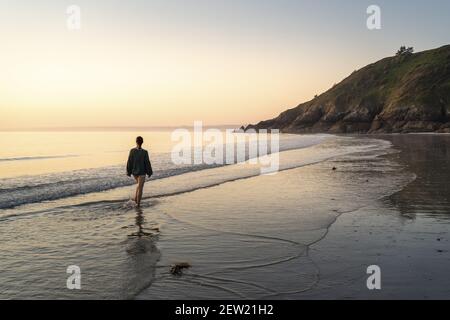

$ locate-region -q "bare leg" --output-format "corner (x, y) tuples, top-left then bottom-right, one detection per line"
(133, 176), (139, 202)
(136, 176), (145, 207)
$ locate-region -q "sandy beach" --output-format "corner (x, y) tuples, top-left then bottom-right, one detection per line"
(137, 135), (450, 300)
(2, 133), (448, 299)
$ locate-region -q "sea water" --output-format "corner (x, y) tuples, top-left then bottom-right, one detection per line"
(0, 132), (416, 299)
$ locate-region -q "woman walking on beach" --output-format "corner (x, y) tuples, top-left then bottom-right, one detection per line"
(127, 136), (153, 207)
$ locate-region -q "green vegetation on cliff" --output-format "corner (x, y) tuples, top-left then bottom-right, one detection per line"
(250, 45), (450, 133)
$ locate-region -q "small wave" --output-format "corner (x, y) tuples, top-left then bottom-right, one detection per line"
(0, 163), (220, 209)
(0, 154), (79, 162)
(0, 135), (398, 224)
(0, 134), (330, 210)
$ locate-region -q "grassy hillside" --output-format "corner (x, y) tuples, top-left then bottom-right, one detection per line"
(250, 45), (450, 133)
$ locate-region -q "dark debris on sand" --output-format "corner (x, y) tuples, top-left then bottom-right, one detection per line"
(170, 262), (191, 276)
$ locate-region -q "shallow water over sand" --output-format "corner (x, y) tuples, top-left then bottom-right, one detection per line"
(299, 134), (450, 299)
(1, 135), (422, 299)
(137, 138), (414, 299)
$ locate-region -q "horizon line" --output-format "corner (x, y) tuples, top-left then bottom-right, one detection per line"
(0, 124), (243, 132)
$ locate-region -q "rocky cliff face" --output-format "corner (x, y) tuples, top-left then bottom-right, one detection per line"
(248, 45), (450, 133)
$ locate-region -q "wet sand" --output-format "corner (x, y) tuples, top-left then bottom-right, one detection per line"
(302, 134), (450, 299)
(1, 135), (449, 299)
(137, 135), (449, 299)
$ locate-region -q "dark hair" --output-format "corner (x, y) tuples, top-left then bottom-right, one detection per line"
(136, 136), (144, 146)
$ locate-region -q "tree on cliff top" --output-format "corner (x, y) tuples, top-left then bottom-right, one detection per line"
(396, 46), (414, 56)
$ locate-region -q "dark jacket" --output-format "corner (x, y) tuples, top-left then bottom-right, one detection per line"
(127, 148), (153, 177)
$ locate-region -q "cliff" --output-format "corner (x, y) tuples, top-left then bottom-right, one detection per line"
(248, 45), (450, 133)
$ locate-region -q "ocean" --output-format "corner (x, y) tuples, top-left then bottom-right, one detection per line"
(0, 131), (449, 299)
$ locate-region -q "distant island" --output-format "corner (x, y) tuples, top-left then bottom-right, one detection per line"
(246, 45), (450, 133)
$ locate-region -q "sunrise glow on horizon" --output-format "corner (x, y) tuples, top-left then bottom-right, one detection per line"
(1, 0), (450, 130)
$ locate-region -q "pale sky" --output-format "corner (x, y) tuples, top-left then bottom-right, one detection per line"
(1, 0), (450, 129)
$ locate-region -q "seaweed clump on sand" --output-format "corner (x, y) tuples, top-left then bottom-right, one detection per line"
(170, 262), (191, 276)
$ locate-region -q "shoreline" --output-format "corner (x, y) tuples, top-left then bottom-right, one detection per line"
(1, 134), (449, 299)
(137, 134), (450, 299)
(300, 134), (450, 299)
(136, 135), (417, 299)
